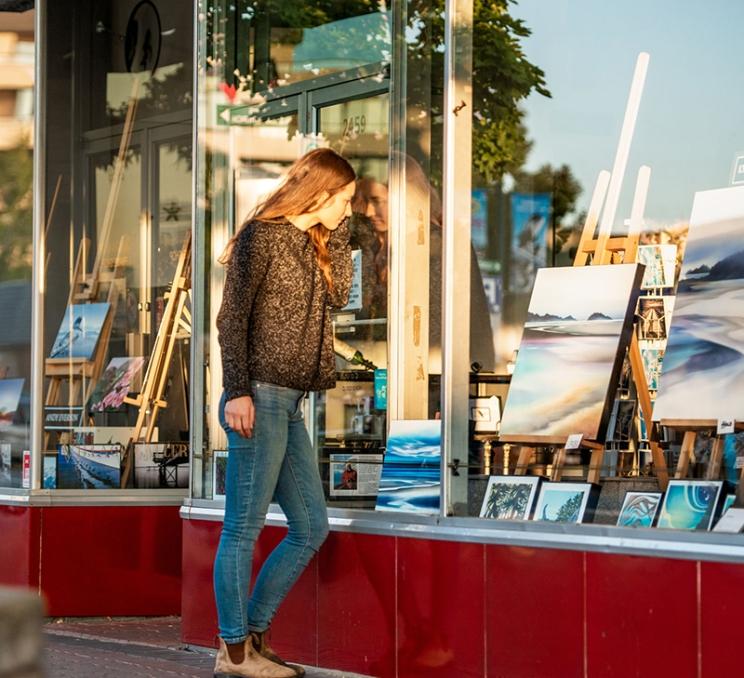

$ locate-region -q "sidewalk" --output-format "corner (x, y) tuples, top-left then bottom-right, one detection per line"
(42, 617), (371, 678)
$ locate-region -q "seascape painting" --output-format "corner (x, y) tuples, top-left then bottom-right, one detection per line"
(532, 482), (593, 523)
(49, 303), (110, 360)
(479, 475), (540, 520)
(499, 265), (643, 441)
(656, 480), (722, 530)
(0, 378), (24, 427)
(654, 186), (744, 421)
(56, 444), (121, 489)
(616, 491), (662, 527)
(640, 348), (663, 391)
(375, 420), (440, 515)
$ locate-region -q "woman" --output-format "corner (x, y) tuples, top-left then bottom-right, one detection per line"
(213, 148), (355, 678)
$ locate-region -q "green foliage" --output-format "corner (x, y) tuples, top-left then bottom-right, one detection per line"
(0, 144), (33, 281)
(555, 492), (583, 523)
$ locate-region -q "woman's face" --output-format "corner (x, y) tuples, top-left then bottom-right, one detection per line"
(316, 180), (356, 230)
(365, 181), (389, 233)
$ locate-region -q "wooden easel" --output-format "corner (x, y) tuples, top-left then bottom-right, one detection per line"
(121, 232), (192, 486)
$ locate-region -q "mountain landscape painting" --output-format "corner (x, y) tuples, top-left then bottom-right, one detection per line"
(654, 186), (744, 421)
(499, 265), (643, 441)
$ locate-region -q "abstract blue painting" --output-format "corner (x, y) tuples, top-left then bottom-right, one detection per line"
(656, 480), (722, 530)
(500, 265), (643, 441)
(532, 482), (593, 523)
(49, 303), (111, 360)
(654, 186), (744, 420)
(375, 420), (440, 515)
(616, 491), (662, 527)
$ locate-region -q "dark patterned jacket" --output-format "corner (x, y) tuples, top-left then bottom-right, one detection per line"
(217, 218), (353, 400)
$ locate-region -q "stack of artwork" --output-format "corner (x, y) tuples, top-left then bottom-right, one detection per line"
(375, 420), (441, 515)
(653, 186), (744, 421)
(499, 264), (643, 442)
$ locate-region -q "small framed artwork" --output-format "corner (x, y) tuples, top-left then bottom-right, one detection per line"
(479, 475), (540, 520)
(656, 480), (723, 530)
(212, 450), (228, 500)
(616, 491), (662, 527)
(42, 454), (57, 489)
(469, 396), (501, 433)
(532, 482), (593, 524)
(636, 244), (677, 289)
(637, 297), (667, 340)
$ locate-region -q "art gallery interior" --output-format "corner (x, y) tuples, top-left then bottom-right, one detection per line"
(2, 1), (744, 676)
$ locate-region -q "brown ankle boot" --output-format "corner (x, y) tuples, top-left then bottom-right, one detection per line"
(251, 629), (305, 678)
(214, 634), (297, 678)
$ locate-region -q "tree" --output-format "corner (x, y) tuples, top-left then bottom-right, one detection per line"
(555, 492), (583, 523)
(0, 143), (33, 282)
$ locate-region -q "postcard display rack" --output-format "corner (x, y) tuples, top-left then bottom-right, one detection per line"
(43, 77), (193, 488)
(501, 53), (669, 492)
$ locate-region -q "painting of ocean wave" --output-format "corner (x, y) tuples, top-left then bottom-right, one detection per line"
(375, 420), (441, 515)
(654, 186), (744, 421)
(499, 265), (643, 441)
(656, 480), (722, 530)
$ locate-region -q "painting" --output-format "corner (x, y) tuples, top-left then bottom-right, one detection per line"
(640, 347), (664, 391)
(616, 491), (662, 527)
(656, 480), (722, 530)
(654, 186), (744, 421)
(532, 482), (593, 523)
(375, 420), (440, 515)
(499, 264), (643, 441)
(213, 450), (228, 500)
(49, 303), (110, 360)
(133, 443), (189, 489)
(56, 444), (121, 489)
(509, 192), (551, 293)
(637, 297), (667, 340)
(330, 453), (383, 497)
(479, 475), (540, 520)
(88, 357), (146, 412)
(0, 378), (24, 427)
(637, 244), (677, 289)
(42, 455), (56, 489)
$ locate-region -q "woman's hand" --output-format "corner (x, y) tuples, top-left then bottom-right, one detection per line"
(224, 395), (255, 438)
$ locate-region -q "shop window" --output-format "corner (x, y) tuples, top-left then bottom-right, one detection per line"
(40, 0), (193, 491)
(0, 13), (33, 489)
(462, 2), (744, 535)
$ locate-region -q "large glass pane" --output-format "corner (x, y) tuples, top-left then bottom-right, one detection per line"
(465, 1), (744, 533)
(42, 0), (192, 491)
(0, 9), (33, 489)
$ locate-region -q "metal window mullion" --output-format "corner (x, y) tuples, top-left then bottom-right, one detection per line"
(441, 0), (473, 515)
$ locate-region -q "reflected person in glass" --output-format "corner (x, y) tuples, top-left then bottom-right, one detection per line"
(213, 148), (355, 678)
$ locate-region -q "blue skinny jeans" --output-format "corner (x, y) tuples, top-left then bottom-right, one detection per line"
(213, 381), (329, 643)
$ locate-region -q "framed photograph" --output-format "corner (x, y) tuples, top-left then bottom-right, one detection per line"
(656, 480), (723, 530)
(376, 420), (441, 515)
(212, 450), (228, 500)
(479, 476), (541, 520)
(499, 264), (643, 442)
(56, 444), (122, 489)
(133, 443), (189, 489)
(640, 348), (664, 391)
(637, 297), (666, 340)
(88, 357), (146, 412)
(49, 303), (110, 360)
(616, 491), (662, 527)
(42, 454), (57, 489)
(469, 395), (501, 433)
(533, 482), (593, 523)
(330, 453), (383, 497)
(0, 442), (11, 484)
(637, 243), (677, 289)
(0, 378), (24, 427)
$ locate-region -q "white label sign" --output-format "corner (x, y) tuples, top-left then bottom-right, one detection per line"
(342, 250), (363, 312)
(713, 507), (744, 533)
(565, 434), (583, 450)
(717, 418), (735, 435)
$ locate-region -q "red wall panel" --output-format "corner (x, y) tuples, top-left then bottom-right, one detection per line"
(0, 504), (39, 589)
(397, 537), (485, 678)
(586, 552), (698, 678)
(486, 545), (584, 678)
(317, 531), (396, 678)
(40, 506), (182, 617)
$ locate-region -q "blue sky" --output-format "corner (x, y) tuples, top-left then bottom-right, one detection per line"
(513, 1), (744, 230)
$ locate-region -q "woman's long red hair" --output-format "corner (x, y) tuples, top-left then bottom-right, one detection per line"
(221, 148), (356, 292)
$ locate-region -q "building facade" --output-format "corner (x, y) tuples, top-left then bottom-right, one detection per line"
(2, 1), (744, 676)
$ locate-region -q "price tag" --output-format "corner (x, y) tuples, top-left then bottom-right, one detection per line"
(735, 457), (744, 470)
(565, 433), (583, 450)
(717, 418), (735, 435)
